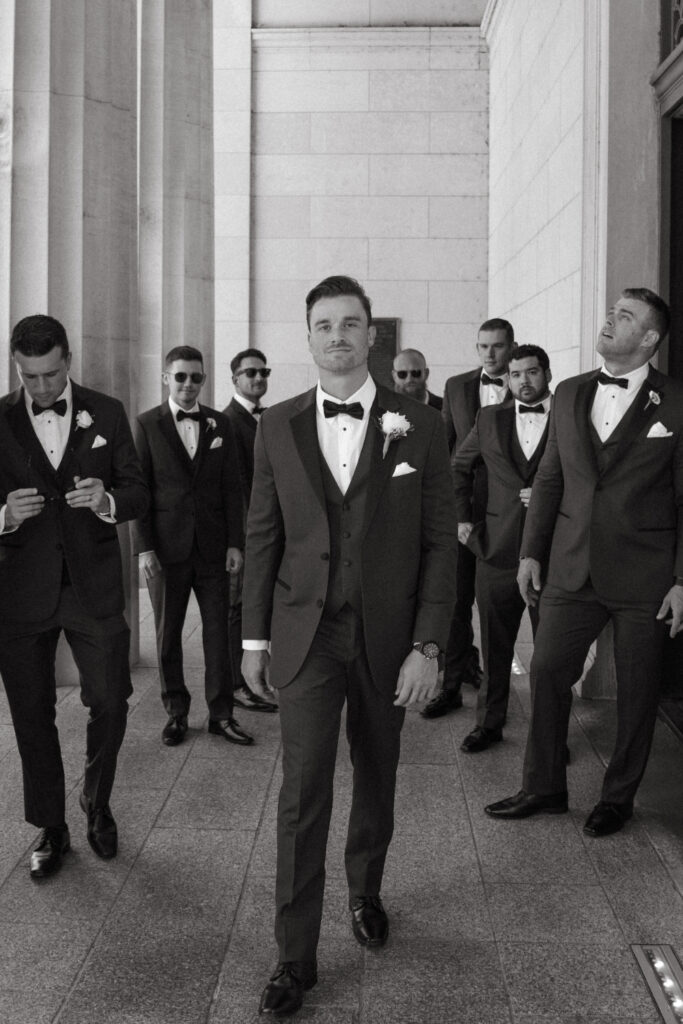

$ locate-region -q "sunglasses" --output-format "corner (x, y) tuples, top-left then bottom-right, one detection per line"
(395, 369), (424, 379)
(235, 367), (271, 379)
(170, 372), (205, 384)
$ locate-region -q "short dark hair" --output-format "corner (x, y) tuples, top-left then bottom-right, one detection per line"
(165, 346), (204, 367)
(305, 275), (372, 328)
(509, 344), (550, 372)
(230, 348), (267, 375)
(479, 318), (515, 347)
(10, 315), (70, 359)
(622, 287), (670, 346)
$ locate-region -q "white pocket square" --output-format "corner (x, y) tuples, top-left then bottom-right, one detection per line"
(91, 435), (107, 449)
(392, 462), (416, 477)
(646, 422), (673, 438)
(210, 436), (223, 449)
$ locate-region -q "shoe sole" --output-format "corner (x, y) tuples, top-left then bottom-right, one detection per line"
(233, 702), (278, 713)
(485, 804), (568, 819)
(208, 728), (254, 746)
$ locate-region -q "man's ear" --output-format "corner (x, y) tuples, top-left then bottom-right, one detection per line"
(367, 325), (376, 349)
(642, 329), (659, 354)
(65, 351), (72, 372)
(424, 367), (430, 383)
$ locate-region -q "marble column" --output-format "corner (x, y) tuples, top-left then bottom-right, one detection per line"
(0, 0), (139, 680)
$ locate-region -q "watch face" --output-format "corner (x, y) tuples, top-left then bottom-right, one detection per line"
(421, 642), (440, 659)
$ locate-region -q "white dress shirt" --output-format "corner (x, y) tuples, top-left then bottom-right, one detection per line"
(233, 393), (263, 419)
(169, 396), (200, 458)
(590, 363), (650, 442)
(315, 375), (376, 494)
(515, 395), (551, 458)
(480, 372), (509, 408)
(243, 374), (377, 651)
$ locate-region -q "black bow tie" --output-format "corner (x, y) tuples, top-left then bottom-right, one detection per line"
(323, 399), (364, 420)
(176, 410), (200, 422)
(596, 372), (628, 389)
(481, 373), (504, 387)
(252, 406), (264, 415)
(518, 404), (545, 414)
(32, 398), (67, 417)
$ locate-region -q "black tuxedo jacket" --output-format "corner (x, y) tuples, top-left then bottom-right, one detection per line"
(453, 401), (549, 570)
(223, 397), (258, 506)
(0, 382), (148, 625)
(521, 366), (683, 602)
(132, 402), (243, 565)
(242, 384), (458, 693)
(427, 391), (443, 412)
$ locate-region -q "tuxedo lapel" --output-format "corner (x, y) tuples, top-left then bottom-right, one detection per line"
(3, 392), (61, 490)
(158, 402), (194, 474)
(290, 389), (326, 513)
(361, 389), (404, 538)
(464, 373), (480, 426)
(57, 384), (97, 481)
(232, 398), (258, 436)
(599, 368), (664, 475)
(574, 374), (600, 478)
(495, 404), (518, 474)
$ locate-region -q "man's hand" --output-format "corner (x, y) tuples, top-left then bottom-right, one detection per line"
(242, 649), (274, 700)
(394, 650), (439, 707)
(226, 547), (244, 575)
(656, 584), (683, 638)
(458, 522), (473, 546)
(519, 487), (532, 507)
(64, 476), (109, 514)
(4, 488), (45, 528)
(139, 551), (163, 580)
(517, 556), (543, 607)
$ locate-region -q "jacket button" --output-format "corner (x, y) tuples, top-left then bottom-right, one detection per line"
(56, 543), (63, 551)
(343, 559), (351, 567)
(320, 552), (329, 561)
(343, 531), (351, 539)
(342, 503), (350, 512)
(316, 599), (324, 608)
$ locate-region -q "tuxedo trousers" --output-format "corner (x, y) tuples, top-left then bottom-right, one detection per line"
(275, 604), (405, 962)
(0, 584), (131, 828)
(523, 582), (665, 806)
(147, 546), (233, 719)
(475, 560), (538, 732)
(442, 540), (479, 691)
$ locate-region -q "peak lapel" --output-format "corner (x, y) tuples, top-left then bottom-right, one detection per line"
(158, 403), (194, 473)
(599, 367), (664, 475)
(362, 389), (405, 537)
(2, 392), (60, 490)
(290, 389), (326, 513)
(574, 374), (600, 479)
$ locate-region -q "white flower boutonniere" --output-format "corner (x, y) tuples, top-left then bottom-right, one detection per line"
(75, 409), (93, 430)
(645, 389), (661, 412)
(206, 417), (217, 431)
(377, 410), (413, 459)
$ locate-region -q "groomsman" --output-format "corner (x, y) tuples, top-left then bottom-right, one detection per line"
(487, 289), (683, 836)
(223, 349), (277, 713)
(0, 314), (148, 878)
(422, 318), (515, 719)
(241, 275), (458, 1015)
(392, 348), (442, 410)
(133, 346), (252, 748)
(453, 345), (552, 752)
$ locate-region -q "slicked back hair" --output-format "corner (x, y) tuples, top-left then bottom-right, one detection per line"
(479, 318), (515, 347)
(10, 315), (70, 359)
(622, 288), (670, 347)
(306, 275), (372, 328)
(165, 346), (204, 367)
(230, 348), (267, 375)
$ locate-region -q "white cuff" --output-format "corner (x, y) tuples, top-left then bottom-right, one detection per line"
(96, 492), (117, 523)
(243, 640), (269, 651)
(0, 505), (19, 535)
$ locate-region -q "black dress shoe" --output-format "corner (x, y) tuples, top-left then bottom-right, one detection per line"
(80, 792), (118, 859)
(583, 801), (633, 837)
(233, 685), (278, 713)
(462, 663), (483, 690)
(461, 726), (503, 753)
(30, 826), (70, 880)
(485, 789), (568, 818)
(350, 895), (389, 948)
(208, 717), (254, 745)
(420, 690), (463, 719)
(259, 961), (317, 1016)
(162, 714), (188, 746)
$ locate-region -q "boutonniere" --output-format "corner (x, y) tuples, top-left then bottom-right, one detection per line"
(377, 410), (413, 458)
(645, 389), (661, 412)
(75, 409), (93, 430)
(205, 417), (217, 432)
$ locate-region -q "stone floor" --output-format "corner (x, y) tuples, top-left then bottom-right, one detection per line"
(1, 594), (682, 1024)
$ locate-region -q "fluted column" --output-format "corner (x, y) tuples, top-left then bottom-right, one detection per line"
(0, 0), (139, 675)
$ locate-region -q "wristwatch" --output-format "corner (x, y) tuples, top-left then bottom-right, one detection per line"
(412, 641), (440, 659)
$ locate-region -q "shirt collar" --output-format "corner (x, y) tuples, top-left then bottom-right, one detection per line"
(25, 378), (73, 419)
(169, 396), (200, 418)
(233, 393), (260, 414)
(598, 363), (650, 391)
(515, 394), (551, 415)
(316, 374), (377, 417)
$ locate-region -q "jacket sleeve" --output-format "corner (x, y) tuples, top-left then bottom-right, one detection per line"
(107, 403), (149, 527)
(131, 416), (155, 554)
(220, 418), (245, 550)
(452, 416), (483, 523)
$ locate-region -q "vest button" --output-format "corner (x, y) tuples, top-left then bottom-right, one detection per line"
(316, 599), (324, 608)
(320, 552), (329, 560)
(56, 542), (63, 551)
(343, 531), (351, 539)
(342, 503), (350, 512)
(343, 559), (352, 567)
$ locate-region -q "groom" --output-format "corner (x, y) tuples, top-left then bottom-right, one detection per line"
(242, 276), (458, 1015)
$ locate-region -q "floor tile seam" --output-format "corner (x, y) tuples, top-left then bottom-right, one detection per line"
(639, 819), (683, 900)
(204, 734), (284, 1024)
